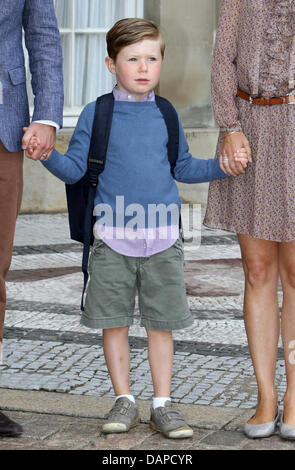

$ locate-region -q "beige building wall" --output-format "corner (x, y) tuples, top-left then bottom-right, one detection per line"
(21, 0), (221, 212)
(21, 133), (70, 213)
(146, 0), (216, 112)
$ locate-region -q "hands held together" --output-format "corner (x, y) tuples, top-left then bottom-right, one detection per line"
(21, 123), (251, 173)
(220, 130), (252, 176)
(22, 122), (56, 161)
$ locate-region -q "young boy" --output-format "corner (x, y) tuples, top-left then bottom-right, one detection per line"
(29, 18), (248, 439)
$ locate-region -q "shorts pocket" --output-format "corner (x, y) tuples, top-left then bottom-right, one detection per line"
(89, 240), (106, 275)
(92, 238), (106, 254)
(173, 235), (184, 255)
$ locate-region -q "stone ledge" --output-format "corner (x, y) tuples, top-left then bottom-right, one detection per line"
(0, 388), (246, 430)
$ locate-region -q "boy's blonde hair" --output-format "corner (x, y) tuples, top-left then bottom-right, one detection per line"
(106, 18), (165, 62)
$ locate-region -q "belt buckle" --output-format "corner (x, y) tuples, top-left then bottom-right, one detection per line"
(287, 90), (295, 105)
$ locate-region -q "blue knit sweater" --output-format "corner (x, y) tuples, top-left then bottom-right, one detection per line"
(43, 100), (227, 226)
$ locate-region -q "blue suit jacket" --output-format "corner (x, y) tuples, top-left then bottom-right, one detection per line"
(0, 0), (64, 152)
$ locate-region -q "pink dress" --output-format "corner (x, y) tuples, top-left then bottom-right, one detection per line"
(204, 0), (295, 241)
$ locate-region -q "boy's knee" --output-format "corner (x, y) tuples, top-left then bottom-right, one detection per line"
(146, 329), (172, 338)
(103, 326), (130, 336)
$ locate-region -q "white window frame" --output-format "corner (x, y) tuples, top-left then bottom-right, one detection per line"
(27, 0), (144, 128)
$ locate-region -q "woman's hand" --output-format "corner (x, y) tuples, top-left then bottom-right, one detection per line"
(219, 131), (252, 176)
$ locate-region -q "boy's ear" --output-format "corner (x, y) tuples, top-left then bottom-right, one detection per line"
(105, 56), (116, 75)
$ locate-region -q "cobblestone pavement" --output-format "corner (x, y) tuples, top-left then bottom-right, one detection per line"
(1, 407), (295, 451)
(0, 210), (292, 451)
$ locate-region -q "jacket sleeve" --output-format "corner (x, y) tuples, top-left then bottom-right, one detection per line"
(174, 116), (228, 183)
(211, 0), (243, 131)
(41, 102), (96, 184)
(22, 0), (64, 128)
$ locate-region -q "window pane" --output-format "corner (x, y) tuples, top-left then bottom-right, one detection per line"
(75, 0), (125, 29)
(53, 0), (71, 28)
(26, 0), (142, 115)
(74, 33), (115, 106)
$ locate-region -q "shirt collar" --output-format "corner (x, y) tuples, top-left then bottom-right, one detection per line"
(113, 85), (155, 102)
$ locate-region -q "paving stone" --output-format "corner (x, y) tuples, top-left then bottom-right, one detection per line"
(242, 435), (295, 450)
(85, 424), (155, 450)
(0, 438), (70, 450)
(137, 428), (209, 451)
(224, 409), (257, 432)
(200, 430), (249, 447)
(3, 410), (38, 425)
(21, 415), (69, 440)
(45, 418), (101, 449)
(41, 439), (87, 450)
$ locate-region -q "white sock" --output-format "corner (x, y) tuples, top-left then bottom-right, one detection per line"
(115, 394), (135, 403)
(153, 397), (171, 409)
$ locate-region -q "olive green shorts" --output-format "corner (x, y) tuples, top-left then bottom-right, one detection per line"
(81, 236), (193, 331)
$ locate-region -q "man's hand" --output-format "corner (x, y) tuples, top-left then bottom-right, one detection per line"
(22, 123), (56, 161)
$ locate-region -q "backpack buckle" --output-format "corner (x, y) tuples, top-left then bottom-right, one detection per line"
(88, 158), (104, 187)
(88, 173), (99, 187)
(88, 158), (104, 165)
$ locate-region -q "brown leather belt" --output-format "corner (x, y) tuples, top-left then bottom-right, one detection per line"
(237, 89), (295, 105)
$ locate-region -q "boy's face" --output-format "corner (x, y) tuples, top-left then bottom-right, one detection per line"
(106, 38), (163, 101)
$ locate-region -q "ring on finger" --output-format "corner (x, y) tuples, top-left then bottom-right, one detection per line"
(222, 156), (229, 164)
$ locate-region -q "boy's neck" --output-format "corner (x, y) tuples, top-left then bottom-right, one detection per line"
(113, 85), (155, 102)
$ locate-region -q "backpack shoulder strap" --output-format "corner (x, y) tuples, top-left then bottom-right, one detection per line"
(87, 92), (115, 186)
(81, 92), (114, 310)
(155, 95), (179, 177)
(155, 95), (183, 235)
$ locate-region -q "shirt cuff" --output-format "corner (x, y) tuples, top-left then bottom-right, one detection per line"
(33, 120), (60, 130)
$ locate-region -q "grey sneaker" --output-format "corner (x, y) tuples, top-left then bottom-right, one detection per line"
(149, 401), (193, 439)
(102, 397), (140, 434)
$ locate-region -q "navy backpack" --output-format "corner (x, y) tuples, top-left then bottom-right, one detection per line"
(65, 92), (180, 310)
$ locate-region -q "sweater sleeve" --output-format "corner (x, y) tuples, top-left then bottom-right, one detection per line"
(211, 0), (243, 131)
(174, 116), (228, 183)
(41, 102), (96, 184)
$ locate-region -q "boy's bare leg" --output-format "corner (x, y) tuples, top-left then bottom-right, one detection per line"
(146, 329), (193, 438)
(146, 329), (173, 397)
(102, 326), (140, 434)
(103, 326), (131, 395)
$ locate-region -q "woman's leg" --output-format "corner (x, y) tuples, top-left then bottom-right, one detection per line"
(146, 329), (173, 397)
(103, 326), (131, 396)
(278, 241), (295, 425)
(238, 234), (280, 424)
